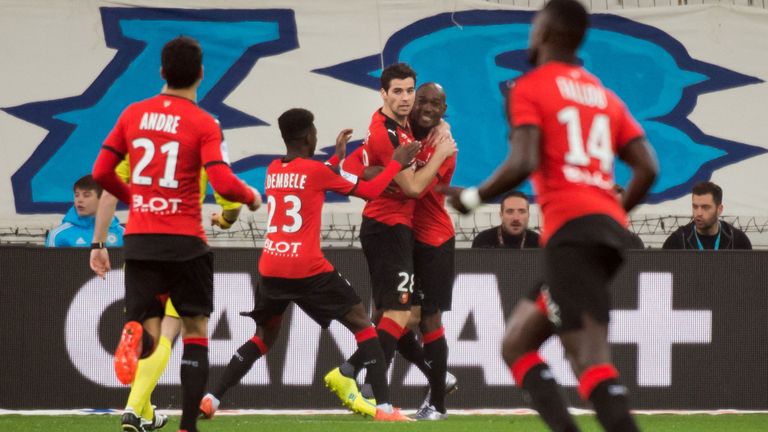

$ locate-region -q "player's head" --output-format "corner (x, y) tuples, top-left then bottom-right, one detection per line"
(278, 108), (318, 156)
(72, 174), (102, 217)
(528, 0), (589, 66)
(500, 191), (530, 236)
(161, 36), (203, 89)
(691, 181), (723, 233)
(410, 82), (447, 130)
(380, 63), (417, 121)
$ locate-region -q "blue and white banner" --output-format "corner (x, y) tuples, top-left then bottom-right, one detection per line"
(1, 1), (767, 224)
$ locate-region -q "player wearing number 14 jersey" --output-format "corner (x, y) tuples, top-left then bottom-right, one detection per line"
(93, 36), (260, 432)
(198, 108), (420, 422)
(445, 1), (658, 431)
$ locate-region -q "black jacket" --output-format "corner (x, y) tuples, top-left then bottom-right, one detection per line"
(472, 226), (540, 249)
(662, 221), (751, 250)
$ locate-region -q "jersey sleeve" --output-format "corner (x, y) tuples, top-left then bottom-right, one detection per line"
(199, 169), (243, 210)
(313, 162), (357, 195)
(615, 97), (645, 149)
(199, 117), (227, 167)
(508, 78), (542, 128)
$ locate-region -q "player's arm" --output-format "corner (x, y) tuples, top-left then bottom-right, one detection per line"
(617, 136), (658, 213)
(324, 128), (354, 169)
(333, 142), (420, 200)
(93, 117), (131, 203)
(394, 133), (457, 198)
(89, 190), (118, 278)
(201, 122), (261, 210)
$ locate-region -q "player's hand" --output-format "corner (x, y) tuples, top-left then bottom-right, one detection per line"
(434, 134), (458, 160)
(438, 185), (472, 214)
(211, 212), (233, 230)
(248, 187), (262, 211)
(392, 141), (421, 168)
(335, 128), (353, 160)
(90, 248), (111, 279)
(428, 120), (452, 145)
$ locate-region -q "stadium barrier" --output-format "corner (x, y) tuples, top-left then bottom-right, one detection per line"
(1, 246), (766, 410)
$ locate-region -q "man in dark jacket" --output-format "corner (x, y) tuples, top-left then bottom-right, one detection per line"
(663, 181), (751, 250)
(472, 191), (540, 249)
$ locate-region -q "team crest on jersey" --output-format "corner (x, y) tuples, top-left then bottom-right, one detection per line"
(399, 292), (410, 304)
(314, 10), (765, 203)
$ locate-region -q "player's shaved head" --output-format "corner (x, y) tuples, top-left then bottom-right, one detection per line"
(540, 0), (589, 53)
(278, 108), (315, 142)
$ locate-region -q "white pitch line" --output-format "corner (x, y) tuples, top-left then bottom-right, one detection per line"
(1, 408), (767, 416)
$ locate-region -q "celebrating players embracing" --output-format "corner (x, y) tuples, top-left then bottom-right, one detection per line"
(445, 1), (658, 431)
(198, 108), (420, 422)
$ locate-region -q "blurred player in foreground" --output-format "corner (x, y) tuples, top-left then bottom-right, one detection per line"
(444, 1), (658, 430)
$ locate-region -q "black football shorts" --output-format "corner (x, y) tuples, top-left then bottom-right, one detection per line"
(360, 217), (415, 311)
(124, 252), (214, 321)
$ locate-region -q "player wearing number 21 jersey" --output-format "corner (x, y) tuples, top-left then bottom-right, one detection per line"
(93, 36), (260, 432)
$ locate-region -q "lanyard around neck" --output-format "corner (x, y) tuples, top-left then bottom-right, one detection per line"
(694, 223), (721, 250)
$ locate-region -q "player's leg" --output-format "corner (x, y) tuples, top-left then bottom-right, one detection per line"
(412, 238), (455, 418)
(120, 260), (169, 432)
(336, 300), (410, 421)
(170, 253), (216, 432)
(134, 301), (181, 429)
(358, 220), (415, 375)
(555, 244), (638, 432)
(501, 291), (577, 432)
(201, 277), (288, 419)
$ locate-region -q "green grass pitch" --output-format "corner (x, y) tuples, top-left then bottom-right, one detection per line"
(1, 414), (767, 432)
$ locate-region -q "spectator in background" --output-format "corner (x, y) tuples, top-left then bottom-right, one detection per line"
(472, 191), (540, 249)
(45, 174), (124, 247)
(663, 181), (751, 250)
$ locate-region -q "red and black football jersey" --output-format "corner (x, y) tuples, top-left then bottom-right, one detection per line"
(359, 109), (417, 227)
(259, 158), (358, 279)
(411, 132), (456, 247)
(102, 94), (241, 241)
(509, 62), (644, 244)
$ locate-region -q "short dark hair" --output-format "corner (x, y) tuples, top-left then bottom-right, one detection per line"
(692, 181), (723, 205)
(278, 108), (315, 142)
(73, 174), (102, 197)
(501, 191), (529, 209)
(380, 63), (416, 92)
(162, 36), (202, 89)
(542, 0), (589, 53)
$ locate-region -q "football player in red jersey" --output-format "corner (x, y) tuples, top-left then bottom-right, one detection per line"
(326, 65), (456, 412)
(445, 1), (658, 431)
(333, 83), (458, 420)
(92, 36), (261, 432)
(198, 108), (420, 422)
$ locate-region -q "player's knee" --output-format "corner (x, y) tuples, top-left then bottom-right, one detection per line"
(501, 335), (523, 366)
(418, 311), (442, 333)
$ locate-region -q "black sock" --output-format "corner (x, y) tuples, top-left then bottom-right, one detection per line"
(587, 378), (638, 432)
(396, 330), (431, 376)
(352, 331), (389, 404)
(375, 317), (403, 368)
(213, 336), (267, 400)
(423, 329), (448, 413)
(179, 341), (209, 432)
(512, 353), (578, 432)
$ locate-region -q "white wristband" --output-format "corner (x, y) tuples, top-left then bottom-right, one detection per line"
(459, 187), (482, 210)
